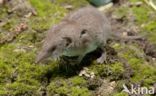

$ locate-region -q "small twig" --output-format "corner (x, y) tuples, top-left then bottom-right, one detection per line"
(0, 22), (28, 45)
(144, 0), (156, 11)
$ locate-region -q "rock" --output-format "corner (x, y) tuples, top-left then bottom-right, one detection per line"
(96, 80), (116, 96)
(79, 67), (95, 79)
(6, 0), (37, 17)
(64, 5), (73, 10)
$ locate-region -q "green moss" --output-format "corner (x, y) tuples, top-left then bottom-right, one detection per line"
(131, 63), (156, 85)
(47, 78), (90, 96)
(129, 2), (156, 44)
(113, 0), (156, 44)
(110, 62), (124, 80)
(28, 0), (67, 31)
(113, 92), (128, 96)
(0, 87), (7, 96)
(70, 87), (91, 96)
(128, 0), (153, 24)
(113, 6), (129, 19)
(0, 0), (90, 96)
(89, 62), (111, 78)
(54, 0), (89, 8)
(143, 21), (156, 32)
(114, 43), (156, 85)
(142, 21), (156, 43)
(70, 76), (86, 86)
(90, 61), (125, 80)
(29, 0), (64, 17)
(119, 47), (136, 59)
(0, 8), (8, 19)
(5, 82), (39, 96)
(131, 6), (149, 24)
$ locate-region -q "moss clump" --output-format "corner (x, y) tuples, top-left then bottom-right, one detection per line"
(131, 62), (156, 86)
(113, 43), (156, 87)
(71, 76), (87, 86)
(4, 82), (39, 96)
(110, 62), (124, 80)
(130, 2), (156, 44)
(29, 0), (67, 31)
(90, 61), (124, 80)
(113, 6), (129, 19)
(143, 21), (156, 44)
(0, 42), (59, 95)
(113, 92), (128, 96)
(143, 21), (156, 32)
(131, 6), (149, 24)
(54, 0), (89, 8)
(47, 77), (91, 96)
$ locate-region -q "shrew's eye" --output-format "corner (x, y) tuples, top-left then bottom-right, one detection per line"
(49, 46), (56, 52)
(81, 30), (87, 35)
(63, 37), (72, 47)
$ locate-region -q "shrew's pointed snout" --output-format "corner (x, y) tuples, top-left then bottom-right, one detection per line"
(35, 51), (49, 63)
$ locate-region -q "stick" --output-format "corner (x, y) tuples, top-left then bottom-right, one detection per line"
(144, 0), (156, 11)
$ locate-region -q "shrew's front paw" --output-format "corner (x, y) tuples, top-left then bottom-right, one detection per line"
(96, 52), (107, 64)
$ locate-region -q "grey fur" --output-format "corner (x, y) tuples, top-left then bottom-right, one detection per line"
(35, 6), (138, 64)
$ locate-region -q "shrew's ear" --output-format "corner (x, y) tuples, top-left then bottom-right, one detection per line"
(62, 37), (72, 47)
(80, 29), (87, 38)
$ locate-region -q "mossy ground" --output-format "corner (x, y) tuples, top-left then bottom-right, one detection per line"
(0, 0), (156, 96)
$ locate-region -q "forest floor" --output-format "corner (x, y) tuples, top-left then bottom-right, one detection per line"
(0, 0), (156, 96)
